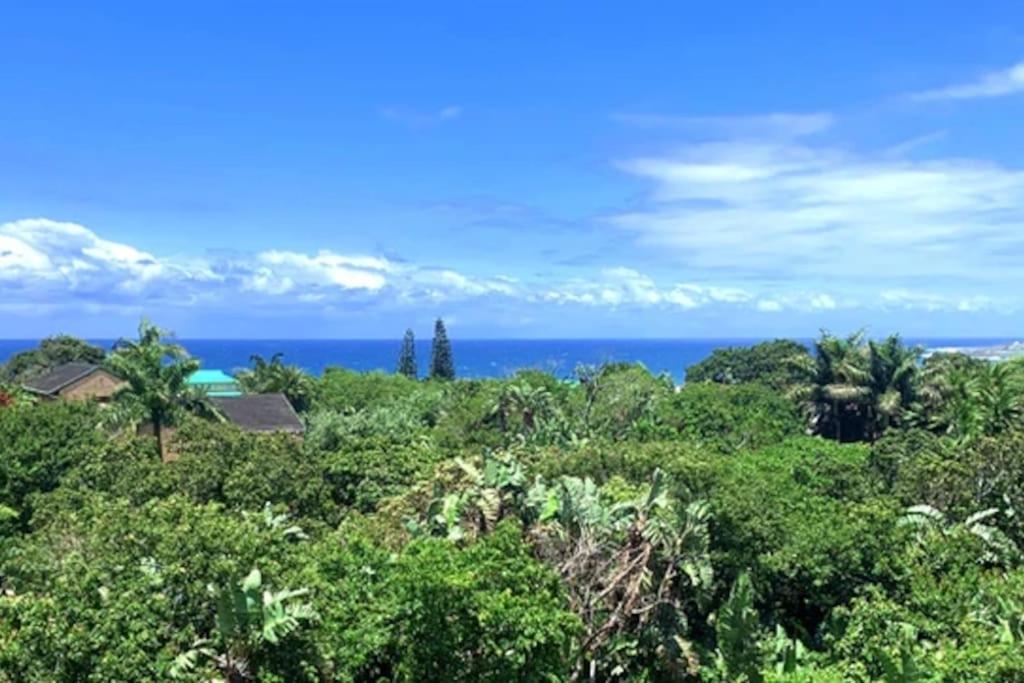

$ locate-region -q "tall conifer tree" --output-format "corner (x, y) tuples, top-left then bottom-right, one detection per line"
(397, 328), (418, 379)
(429, 318), (455, 380)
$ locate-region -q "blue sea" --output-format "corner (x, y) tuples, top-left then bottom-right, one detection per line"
(0, 338), (1016, 384)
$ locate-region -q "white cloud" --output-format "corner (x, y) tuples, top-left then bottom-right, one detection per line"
(911, 61), (1024, 101)
(810, 293), (837, 310)
(0, 218), (197, 293)
(0, 233), (53, 277)
(0, 218), (1011, 319)
(611, 137), (1024, 293)
(539, 268), (754, 311)
(254, 250), (390, 292)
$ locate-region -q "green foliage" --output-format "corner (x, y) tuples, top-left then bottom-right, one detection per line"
(314, 366), (422, 413)
(710, 438), (901, 633)
(685, 339), (811, 390)
(106, 319), (202, 455)
(0, 401), (104, 527)
(322, 442), (441, 513)
(429, 317), (455, 380)
(657, 382), (804, 452)
(235, 353), (315, 412)
(711, 572), (763, 682)
(170, 567), (315, 681)
(0, 495), (314, 682)
(305, 396), (432, 453)
(6, 326), (1024, 679)
(389, 521), (579, 681)
(913, 357), (1024, 442)
(875, 428), (1024, 548)
(791, 332), (921, 443)
(1, 335), (105, 382)
(576, 362), (673, 440)
(169, 419), (337, 523)
(412, 458), (714, 679)
(396, 328), (417, 379)
(0, 383), (36, 409)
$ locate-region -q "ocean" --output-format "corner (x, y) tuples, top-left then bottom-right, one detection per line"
(0, 338), (1016, 384)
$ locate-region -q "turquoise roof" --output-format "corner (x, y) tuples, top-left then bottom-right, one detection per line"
(187, 369), (239, 385)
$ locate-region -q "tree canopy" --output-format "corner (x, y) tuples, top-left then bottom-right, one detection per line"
(396, 329), (417, 379)
(429, 318), (455, 380)
(3, 324), (1024, 681)
(1, 335), (105, 382)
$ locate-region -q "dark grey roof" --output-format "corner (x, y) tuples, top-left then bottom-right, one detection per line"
(22, 362), (105, 396)
(210, 393), (305, 434)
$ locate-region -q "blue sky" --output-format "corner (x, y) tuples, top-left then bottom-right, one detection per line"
(3, 1), (1024, 338)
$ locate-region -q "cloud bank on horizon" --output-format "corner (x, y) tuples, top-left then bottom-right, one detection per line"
(2, 4), (1024, 338)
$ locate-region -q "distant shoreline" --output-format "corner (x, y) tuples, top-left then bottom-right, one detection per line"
(922, 341), (1024, 362)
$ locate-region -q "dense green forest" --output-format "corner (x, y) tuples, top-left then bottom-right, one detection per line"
(2, 323), (1024, 681)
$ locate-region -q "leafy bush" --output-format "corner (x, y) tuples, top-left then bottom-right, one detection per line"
(1, 335), (106, 382)
(710, 438), (901, 634)
(685, 339), (810, 389)
(0, 495), (314, 682)
(657, 382), (804, 452)
(169, 419), (337, 524)
(388, 521), (579, 681)
(315, 367), (422, 413)
(0, 402), (105, 526)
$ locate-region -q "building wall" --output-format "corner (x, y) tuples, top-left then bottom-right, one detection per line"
(60, 371), (127, 402)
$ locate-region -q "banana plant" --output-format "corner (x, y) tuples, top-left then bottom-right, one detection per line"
(875, 625), (927, 683)
(170, 568), (315, 682)
(412, 451), (529, 540)
(712, 572), (763, 683)
(899, 504), (1020, 566)
(971, 593), (1024, 645)
(242, 502), (308, 541)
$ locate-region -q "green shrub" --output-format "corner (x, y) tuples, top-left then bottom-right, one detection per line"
(0, 402), (105, 526)
(657, 382), (804, 452)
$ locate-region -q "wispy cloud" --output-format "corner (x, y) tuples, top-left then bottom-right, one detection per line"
(610, 135), (1024, 298)
(880, 289), (999, 313)
(379, 105), (463, 127)
(612, 111), (834, 139)
(910, 61), (1024, 101)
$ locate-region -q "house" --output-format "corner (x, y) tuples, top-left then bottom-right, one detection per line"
(186, 369), (243, 397)
(209, 393), (305, 434)
(21, 362), (126, 402)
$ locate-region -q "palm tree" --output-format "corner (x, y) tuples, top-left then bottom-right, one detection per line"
(792, 331), (871, 441)
(866, 335), (921, 440)
(492, 382), (553, 434)
(106, 319), (201, 457)
(913, 356), (1024, 442)
(972, 362), (1024, 437)
(235, 353), (314, 412)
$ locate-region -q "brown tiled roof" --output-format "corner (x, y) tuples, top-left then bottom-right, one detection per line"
(210, 393), (305, 434)
(22, 362), (107, 396)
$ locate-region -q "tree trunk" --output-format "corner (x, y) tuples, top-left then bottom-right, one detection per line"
(834, 399), (841, 442)
(153, 412), (164, 461)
